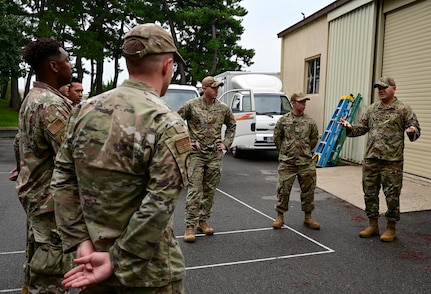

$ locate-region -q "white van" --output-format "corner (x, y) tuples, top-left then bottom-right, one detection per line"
(162, 84), (200, 111)
(216, 73), (292, 157)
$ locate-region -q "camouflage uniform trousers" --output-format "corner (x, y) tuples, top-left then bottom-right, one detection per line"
(23, 212), (75, 294)
(80, 279), (183, 294)
(185, 150), (223, 227)
(275, 160), (316, 213)
(362, 158), (403, 222)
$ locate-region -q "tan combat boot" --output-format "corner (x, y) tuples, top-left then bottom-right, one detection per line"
(197, 221), (214, 235)
(359, 218), (379, 238)
(380, 220), (396, 242)
(272, 213), (284, 229)
(304, 212), (320, 230)
(21, 282), (29, 294)
(184, 226), (195, 243)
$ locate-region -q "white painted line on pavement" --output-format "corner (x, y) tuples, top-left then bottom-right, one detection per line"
(176, 227), (274, 239)
(0, 251), (25, 255)
(178, 188), (334, 271)
(186, 250), (332, 270)
(216, 188), (334, 252)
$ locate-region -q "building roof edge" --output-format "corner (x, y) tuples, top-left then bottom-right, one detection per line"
(277, 0), (351, 38)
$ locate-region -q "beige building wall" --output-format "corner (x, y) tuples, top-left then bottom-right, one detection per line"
(279, 17), (328, 134)
(278, 0), (429, 179)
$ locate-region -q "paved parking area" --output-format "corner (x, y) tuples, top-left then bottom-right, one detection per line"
(177, 188), (334, 271)
(1, 130), (431, 293)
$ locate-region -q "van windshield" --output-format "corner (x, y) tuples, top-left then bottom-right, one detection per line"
(254, 94), (292, 115)
(162, 89), (199, 111)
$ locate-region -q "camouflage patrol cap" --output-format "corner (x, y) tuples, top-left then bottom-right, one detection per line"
(202, 76), (224, 88)
(373, 76), (396, 88)
(122, 23), (185, 64)
(290, 92), (310, 102)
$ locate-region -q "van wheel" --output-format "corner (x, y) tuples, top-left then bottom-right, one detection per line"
(231, 146), (241, 158)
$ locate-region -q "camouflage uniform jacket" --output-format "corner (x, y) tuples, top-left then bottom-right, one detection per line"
(178, 96), (236, 152)
(274, 112), (319, 165)
(346, 97), (420, 161)
(16, 81), (72, 216)
(51, 79), (190, 287)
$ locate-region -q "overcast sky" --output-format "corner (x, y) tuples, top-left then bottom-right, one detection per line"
(19, 0), (335, 91)
(239, 0), (334, 72)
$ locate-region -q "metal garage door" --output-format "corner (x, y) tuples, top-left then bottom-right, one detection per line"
(382, 0), (431, 179)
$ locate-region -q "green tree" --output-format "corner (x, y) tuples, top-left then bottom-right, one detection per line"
(7, 0), (255, 100)
(50, 0), (158, 95)
(169, 0), (255, 85)
(74, 1), (127, 95)
(13, 0), (132, 96)
(13, 0), (66, 96)
(0, 0), (25, 110)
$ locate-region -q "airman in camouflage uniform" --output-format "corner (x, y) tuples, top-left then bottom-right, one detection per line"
(272, 92), (320, 230)
(340, 76), (420, 242)
(178, 76), (236, 243)
(16, 38), (74, 293)
(51, 23), (190, 293)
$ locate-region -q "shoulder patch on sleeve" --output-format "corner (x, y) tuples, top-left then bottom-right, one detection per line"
(176, 136), (192, 154)
(47, 119), (65, 135)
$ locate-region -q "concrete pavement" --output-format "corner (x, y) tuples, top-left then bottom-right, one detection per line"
(316, 163), (431, 213)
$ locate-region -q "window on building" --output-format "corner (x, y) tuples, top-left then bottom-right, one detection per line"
(306, 57), (320, 94)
